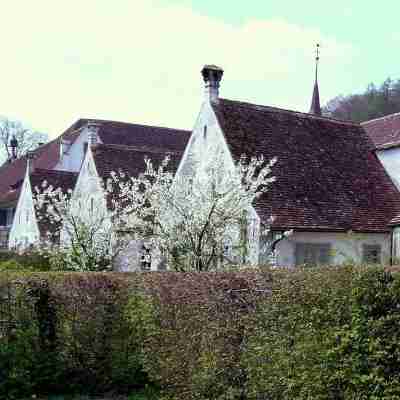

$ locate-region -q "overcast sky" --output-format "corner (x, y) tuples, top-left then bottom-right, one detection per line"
(1, 0), (399, 138)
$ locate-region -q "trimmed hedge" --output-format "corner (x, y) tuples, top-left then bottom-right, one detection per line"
(2, 267), (400, 399)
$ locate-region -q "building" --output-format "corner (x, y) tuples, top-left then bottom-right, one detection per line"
(362, 113), (400, 262)
(0, 119), (190, 250)
(4, 65), (400, 268)
(175, 65), (400, 267)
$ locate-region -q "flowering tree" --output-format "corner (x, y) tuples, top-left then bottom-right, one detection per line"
(34, 150), (278, 272)
(33, 182), (124, 271)
(108, 150), (277, 271)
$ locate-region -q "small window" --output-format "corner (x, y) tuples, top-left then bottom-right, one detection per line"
(295, 243), (331, 266)
(83, 142), (88, 154)
(90, 198), (94, 215)
(203, 125), (207, 140)
(362, 244), (381, 264)
(0, 210), (6, 226)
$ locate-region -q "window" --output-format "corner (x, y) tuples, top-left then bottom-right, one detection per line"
(6, 209), (14, 226)
(295, 243), (331, 266)
(393, 228), (400, 262)
(0, 210), (6, 226)
(203, 125), (207, 140)
(362, 244), (381, 264)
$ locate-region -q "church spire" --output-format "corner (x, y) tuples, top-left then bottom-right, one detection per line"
(309, 43), (322, 116)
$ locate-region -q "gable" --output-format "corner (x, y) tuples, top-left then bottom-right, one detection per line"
(362, 113), (400, 149)
(8, 168), (40, 248)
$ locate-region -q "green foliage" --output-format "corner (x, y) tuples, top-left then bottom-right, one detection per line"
(3, 268), (400, 399)
(323, 77), (400, 123)
(0, 250), (52, 271)
(244, 265), (400, 399)
(0, 273), (149, 399)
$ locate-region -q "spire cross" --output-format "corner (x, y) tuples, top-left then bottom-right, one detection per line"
(315, 43), (320, 82)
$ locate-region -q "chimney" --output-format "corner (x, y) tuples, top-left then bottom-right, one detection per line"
(27, 151), (36, 174)
(86, 122), (101, 146)
(60, 138), (72, 160)
(201, 65), (224, 103)
(9, 135), (18, 161)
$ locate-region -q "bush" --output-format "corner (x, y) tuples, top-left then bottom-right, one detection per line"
(132, 271), (270, 400)
(0, 250), (52, 272)
(244, 265), (400, 400)
(3, 267), (400, 400)
(0, 273), (149, 399)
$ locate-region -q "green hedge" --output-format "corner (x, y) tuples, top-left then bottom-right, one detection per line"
(2, 267), (400, 399)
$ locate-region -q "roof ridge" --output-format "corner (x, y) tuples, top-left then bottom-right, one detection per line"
(33, 168), (78, 176)
(361, 112), (400, 125)
(80, 118), (191, 134)
(219, 98), (361, 126)
(92, 143), (182, 155)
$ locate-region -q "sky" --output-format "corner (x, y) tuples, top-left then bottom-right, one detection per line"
(1, 0), (399, 138)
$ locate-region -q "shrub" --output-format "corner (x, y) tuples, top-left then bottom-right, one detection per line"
(0, 273), (149, 399)
(131, 271), (270, 400)
(244, 265), (400, 400)
(0, 250), (52, 272)
(3, 267), (400, 400)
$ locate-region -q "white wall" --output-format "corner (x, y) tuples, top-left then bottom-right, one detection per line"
(175, 100), (260, 265)
(8, 168), (40, 250)
(55, 127), (103, 172)
(61, 146), (110, 245)
(274, 231), (391, 267)
(376, 147), (400, 190)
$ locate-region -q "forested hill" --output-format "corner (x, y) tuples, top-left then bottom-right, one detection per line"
(322, 78), (400, 123)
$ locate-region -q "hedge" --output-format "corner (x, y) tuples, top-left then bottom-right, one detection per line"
(1, 266), (400, 399)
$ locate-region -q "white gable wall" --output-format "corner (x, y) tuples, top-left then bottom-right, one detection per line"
(274, 231), (390, 267)
(376, 147), (400, 190)
(61, 146), (109, 245)
(55, 127), (103, 173)
(8, 167), (40, 250)
(176, 100), (260, 265)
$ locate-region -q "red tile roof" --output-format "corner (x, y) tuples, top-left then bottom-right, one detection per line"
(0, 122), (81, 206)
(91, 143), (182, 211)
(212, 98), (400, 233)
(362, 112), (400, 149)
(0, 118), (190, 207)
(91, 143), (182, 180)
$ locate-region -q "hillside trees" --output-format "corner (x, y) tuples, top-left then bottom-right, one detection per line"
(323, 78), (400, 123)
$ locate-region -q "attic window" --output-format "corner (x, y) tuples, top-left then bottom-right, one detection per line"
(203, 125), (207, 140)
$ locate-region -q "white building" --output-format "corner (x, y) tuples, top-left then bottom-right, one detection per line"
(4, 65), (400, 268)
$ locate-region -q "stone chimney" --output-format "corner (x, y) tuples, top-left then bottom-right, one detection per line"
(60, 138), (72, 160)
(9, 135), (18, 161)
(201, 65), (224, 103)
(86, 122), (101, 146)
